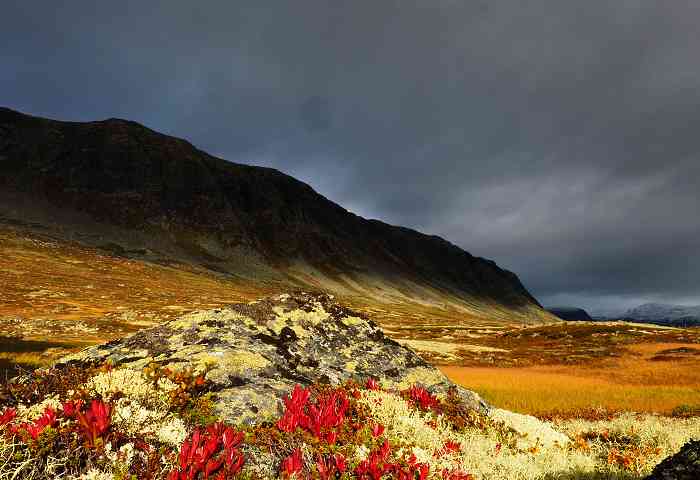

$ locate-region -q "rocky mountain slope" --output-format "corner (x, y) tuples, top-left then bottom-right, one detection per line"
(0, 107), (553, 325)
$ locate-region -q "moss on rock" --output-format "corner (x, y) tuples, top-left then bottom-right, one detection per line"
(57, 292), (489, 425)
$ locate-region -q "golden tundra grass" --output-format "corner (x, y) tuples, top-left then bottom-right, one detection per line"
(440, 342), (700, 416)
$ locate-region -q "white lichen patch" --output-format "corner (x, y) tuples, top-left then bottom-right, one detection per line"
(359, 389), (573, 478)
(555, 412), (700, 472)
(155, 417), (189, 447)
(357, 388), (700, 479)
(110, 396), (186, 448)
(112, 397), (168, 435)
(490, 408), (569, 448)
(85, 368), (174, 407)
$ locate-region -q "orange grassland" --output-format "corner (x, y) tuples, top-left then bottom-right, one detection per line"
(440, 342), (700, 416)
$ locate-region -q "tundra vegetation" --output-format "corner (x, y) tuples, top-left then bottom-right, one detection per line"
(2, 362), (699, 479)
(2, 230), (700, 478)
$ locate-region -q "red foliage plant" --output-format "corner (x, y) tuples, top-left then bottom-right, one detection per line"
(277, 384), (349, 440)
(281, 448), (304, 479)
(315, 452), (348, 480)
(0, 408), (16, 428)
(62, 399), (83, 417)
(404, 385), (440, 411)
(168, 422), (245, 480)
(11, 406), (58, 441)
(70, 399), (112, 448)
(365, 378), (381, 391)
(371, 423), (385, 438)
(354, 439), (431, 480)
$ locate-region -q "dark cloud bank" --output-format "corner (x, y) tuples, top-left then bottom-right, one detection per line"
(2, 1), (699, 312)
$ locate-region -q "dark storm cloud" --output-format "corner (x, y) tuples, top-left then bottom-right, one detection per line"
(2, 1), (700, 310)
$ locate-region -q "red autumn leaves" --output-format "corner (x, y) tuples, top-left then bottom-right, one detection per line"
(168, 422), (245, 480)
(0, 400), (112, 446)
(274, 383), (456, 480)
(277, 384), (349, 442)
(404, 385), (440, 411)
(1, 380), (475, 480)
(277, 384), (351, 479)
(0, 408), (17, 427)
(67, 399), (112, 448)
(12, 406), (58, 441)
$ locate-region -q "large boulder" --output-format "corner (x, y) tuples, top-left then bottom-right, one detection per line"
(646, 439), (700, 480)
(58, 292), (488, 425)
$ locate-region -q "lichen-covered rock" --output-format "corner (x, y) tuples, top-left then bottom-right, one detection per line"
(646, 439), (700, 480)
(58, 292), (488, 425)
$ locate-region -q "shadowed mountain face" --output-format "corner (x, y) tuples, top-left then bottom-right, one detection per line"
(0, 107), (550, 322)
(546, 307), (593, 322)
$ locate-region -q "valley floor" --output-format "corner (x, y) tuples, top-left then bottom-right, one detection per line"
(2, 226), (700, 421)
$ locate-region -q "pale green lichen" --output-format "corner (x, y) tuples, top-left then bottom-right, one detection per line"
(271, 302), (329, 332)
(389, 366), (446, 390)
(340, 315), (365, 327)
(344, 361), (358, 373)
(203, 351), (271, 384)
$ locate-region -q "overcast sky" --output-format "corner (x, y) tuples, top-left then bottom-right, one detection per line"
(3, 1), (700, 313)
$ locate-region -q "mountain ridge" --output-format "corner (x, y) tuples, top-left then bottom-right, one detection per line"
(0, 106), (552, 324)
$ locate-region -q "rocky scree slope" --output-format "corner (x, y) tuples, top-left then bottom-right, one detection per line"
(0, 107), (550, 323)
(58, 292), (487, 425)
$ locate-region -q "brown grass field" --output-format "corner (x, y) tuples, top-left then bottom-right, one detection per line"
(2, 226), (700, 419)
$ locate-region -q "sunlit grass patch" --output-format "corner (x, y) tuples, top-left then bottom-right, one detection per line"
(440, 365), (700, 416)
(0, 336), (86, 380)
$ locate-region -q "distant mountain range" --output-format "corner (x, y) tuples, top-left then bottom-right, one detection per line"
(555, 303), (700, 327)
(546, 307), (593, 321)
(620, 303), (700, 327)
(0, 107), (555, 325)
